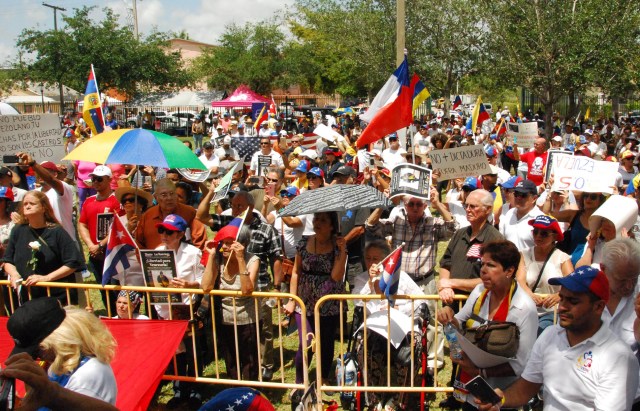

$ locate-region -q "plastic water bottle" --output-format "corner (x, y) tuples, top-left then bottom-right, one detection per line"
(444, 323), (463, 360)
(344, 356), (357, 388)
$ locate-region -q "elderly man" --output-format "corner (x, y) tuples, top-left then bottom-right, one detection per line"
(437, 189), (503, 409)
(478, 267), (639, 411)
(499, 180), (543, 250)
(600, 239), (640, 406)
(197, 189), (282, 381)
(367, 188), (457, 371)
(512, 137), (549, 188)
(135, 178), (207, 250)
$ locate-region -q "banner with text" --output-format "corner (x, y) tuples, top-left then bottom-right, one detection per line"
(0, 114), (64, 163)
(551, 153), (618, 194)
(427, 144), (492, 180)
(507, 122), (538, 149)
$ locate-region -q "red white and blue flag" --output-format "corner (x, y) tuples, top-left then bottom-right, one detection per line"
(102, 216), (137, 286)
(252, 102), (268, 131)
(378, 245), (403, 302)
(83, 65), (105, 135)
(452, 95), (462, 111)
(356, 56), (414, 148)
(213, 210), (248, 247)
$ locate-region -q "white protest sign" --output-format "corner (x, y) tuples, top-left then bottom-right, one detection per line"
(312, 123), (338, 143)
(427, 144), (491, 180)
(507, 122), (538, 149)
(0, 114), (64, 163)
(551, 153), (618, 194)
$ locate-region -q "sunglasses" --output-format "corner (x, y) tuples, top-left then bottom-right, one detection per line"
(406, 201), (424, 208)
(91, 176), (105, 183)
(266, 177), (279, 183)
(532, 228), (553, 238)
(513, 192), (531, 198)
(260, 142), (271, 146)
(121, 196), (136, 204)
(157, 227), (178, 235)
(583, 193), (600, 200)
(306, 174), (321, 179)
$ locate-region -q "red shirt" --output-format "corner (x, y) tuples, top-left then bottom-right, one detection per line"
(79, 193), (121, 242)
(520, 150), (548, 186)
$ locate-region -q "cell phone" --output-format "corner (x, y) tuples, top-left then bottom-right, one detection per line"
(0, 373), (15, 411)
(369, 157), (375, 167)
(2, 155), (18, 165)
(466, 376), (502, 405)
(265, 182), (276, 197)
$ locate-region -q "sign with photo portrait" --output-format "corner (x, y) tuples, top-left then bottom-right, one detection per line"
(140, 250), (181, 304)
(389, 163), (432, 200)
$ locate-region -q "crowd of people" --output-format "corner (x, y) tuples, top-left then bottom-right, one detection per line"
(3, 105), (640, 410)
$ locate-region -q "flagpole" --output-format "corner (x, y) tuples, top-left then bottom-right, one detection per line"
(90, 64), (105, 131)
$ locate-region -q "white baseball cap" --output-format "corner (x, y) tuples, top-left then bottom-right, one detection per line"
(302, 149), (317, 160)
(89, 165), (112, 178)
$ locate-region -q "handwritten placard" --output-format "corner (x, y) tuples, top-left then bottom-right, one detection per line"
(427, 144), (491, 180)
(0, 114), (64, 163)
(507, 122), (538, 149)
(551, 153), (618, 194)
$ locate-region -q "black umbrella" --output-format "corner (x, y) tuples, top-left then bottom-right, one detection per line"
(279, 184), (392, 217)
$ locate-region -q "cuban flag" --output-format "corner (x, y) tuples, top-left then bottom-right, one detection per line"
(378, 245), (403, 302)
(356, 56), (415, 148)
(471, 96), (491, 132)
(102, 216), (137, 286)
(452, 95), (462, 111)
(82, 65), (105, 135)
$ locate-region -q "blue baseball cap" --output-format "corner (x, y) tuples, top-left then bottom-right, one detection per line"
(500, 175), (523, 189)
(307, 167), (324, 178)
(295, 160), (310, 173)
(462, 176), (480, 191)
(280, 186), (300, 198)
(155, 214), (188, 232)
(485, 146), (497, 158)
(548, 266), (610, 302)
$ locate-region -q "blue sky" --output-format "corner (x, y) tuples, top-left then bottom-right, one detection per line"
(1, 0), (294, 65)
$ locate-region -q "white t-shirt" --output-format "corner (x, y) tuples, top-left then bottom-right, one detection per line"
(381, 147), (407, 170)
(250, 150), (284, 174)
(521, 247), (570, 314)
(521, 324), (639, 411)
(44, 181), (77, 242)
(63, 357), (117, 405)
(198, 153), (220, 170)
(270, 211), (304, 259)
(414, 133), (431, 155)
(499, 206), (544, 250)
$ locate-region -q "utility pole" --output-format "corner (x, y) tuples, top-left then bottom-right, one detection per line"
(132, 0), (139, 40)
(396, 0), (405, 66)
(43, 3), (66, 115)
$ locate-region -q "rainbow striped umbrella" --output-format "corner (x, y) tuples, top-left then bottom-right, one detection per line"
(63, 128), (206, 170)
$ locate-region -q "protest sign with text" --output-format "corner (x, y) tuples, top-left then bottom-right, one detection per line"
(551, 153), (618, 194)
(0, 114), (64, 163)
(427, 144), (491, 180)
(507, 122), (538, 149)
(544, 149), (570, 183)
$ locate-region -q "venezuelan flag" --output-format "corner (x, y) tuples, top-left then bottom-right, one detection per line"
(252, 102), (268, 131)
(471, 96), (490, 132)
(83, 65), (105, 135)
(412, 75), (430, 113)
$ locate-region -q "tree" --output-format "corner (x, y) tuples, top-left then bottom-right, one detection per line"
(482, 0), (640, 136)
(14, 6), (192, 100)
(191, 21), (293, 95)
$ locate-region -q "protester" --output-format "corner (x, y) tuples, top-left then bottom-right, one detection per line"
(113, 291), (148, 320)
(512, 138), (548, 188)
(498, 180), (543, 250)
(3, 191), (84, 303)
(283, 211), (347, 387)
(0, 186), (14, 258)
(477, 267), (639, 411)
(516, 215), (573, 335)
(438, 240), (538, 410)
(202, 225), (260, 380)
(7, 298), (117, 405)
(74, 160), (98, 211)
(249, 137), (284, 176)
(154, 214), (203, 408)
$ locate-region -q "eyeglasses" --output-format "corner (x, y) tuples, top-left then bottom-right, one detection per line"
(157, 227), (178, 235)
(513, 192), (531, 198)
(406, 201), (424, 208)
(91, 176), (105, 183)
(532, 228), (553, 238)
(156, 191), (177, 199)
(583, 193), (600, 200)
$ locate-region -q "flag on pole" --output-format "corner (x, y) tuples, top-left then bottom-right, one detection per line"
(378, 245), (403, 302)
(252, 102), (268, 131)
(412, 75), (430, 113)
(585, 106), (591, 121)
(83, 65), (105, 135)
(213, 209), (248, 247)
(452, 95), (462, 111)
(356, 56), (414, 148)
(102, 216), (138, 286)
(471, 96), (490, 132)
(269, 94), (278, 117)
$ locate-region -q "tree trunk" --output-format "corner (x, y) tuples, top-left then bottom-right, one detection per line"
(568, 91), (578, 120)
(544, 101), (554, 139)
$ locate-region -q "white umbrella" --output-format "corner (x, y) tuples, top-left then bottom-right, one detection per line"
(0, 102), (20, 115)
